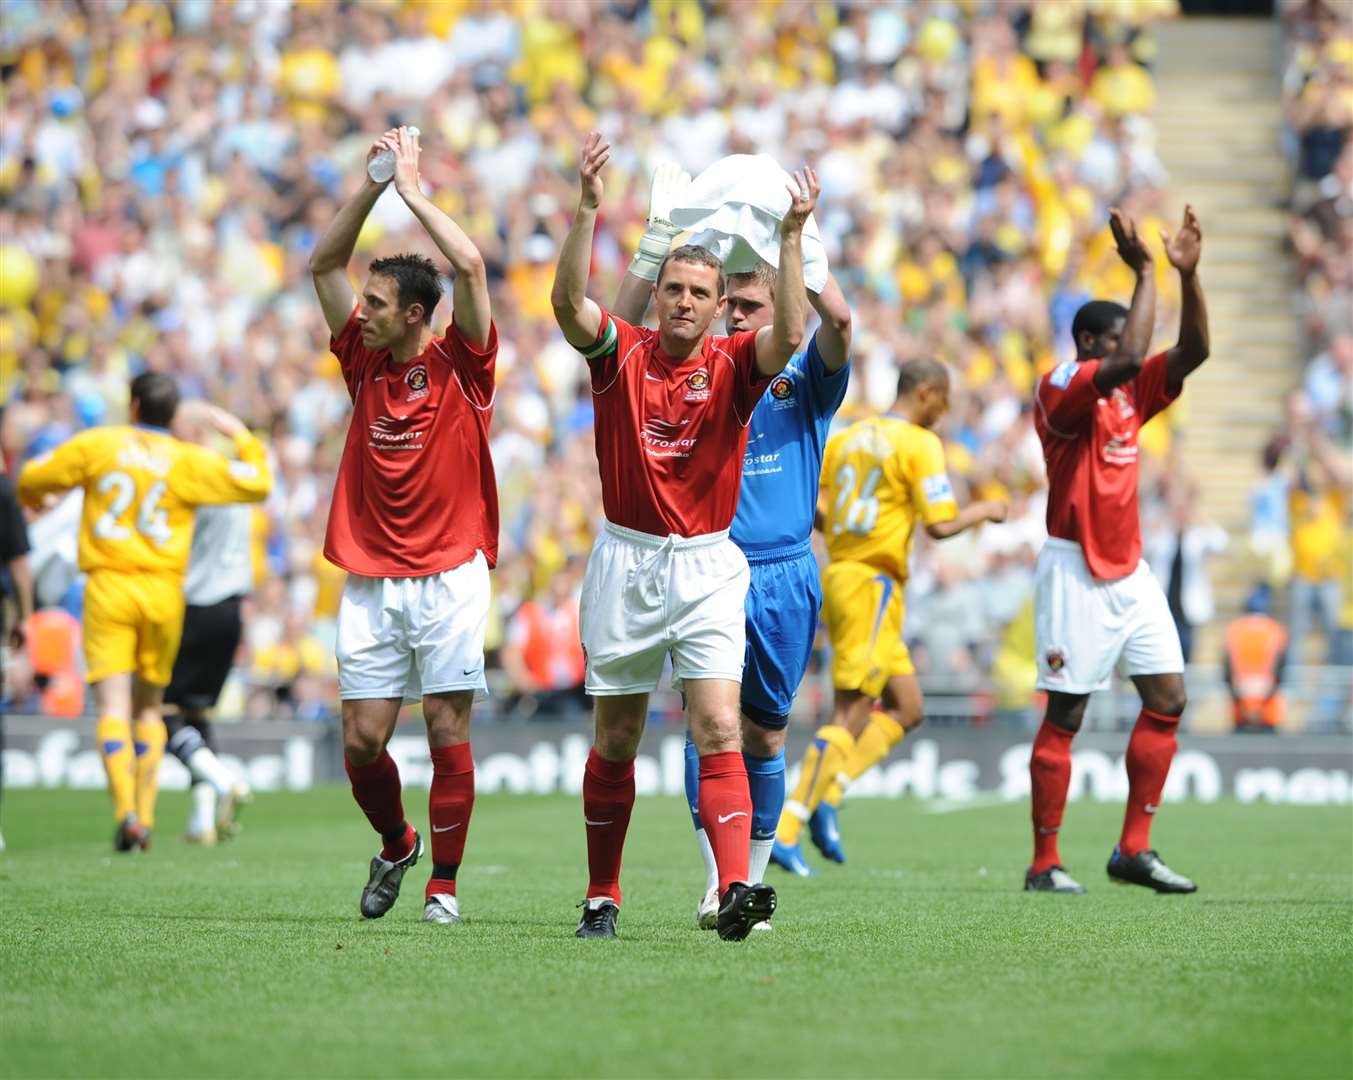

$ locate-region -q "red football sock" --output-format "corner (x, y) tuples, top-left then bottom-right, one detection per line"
(1119, 708), (1180, 857)
(583, 748), (635, 904)
(426, 742), (475, 900)
(1029, 720), (1075, 874)
(698, 751), (752, 892)
(345, 751), (413, 861)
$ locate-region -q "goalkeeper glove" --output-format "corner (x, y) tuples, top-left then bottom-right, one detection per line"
(628, 161), (692, 282)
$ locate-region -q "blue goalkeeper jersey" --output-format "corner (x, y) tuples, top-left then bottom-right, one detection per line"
(731, 332), (849, 552)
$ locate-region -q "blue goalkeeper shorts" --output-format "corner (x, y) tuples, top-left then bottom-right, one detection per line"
(739, 539), (821, 729)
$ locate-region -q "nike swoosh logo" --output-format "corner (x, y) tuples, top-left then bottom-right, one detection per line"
(374, 376), (386, 382)
(1037, 827), (1059, 835)
(1144, 804), (1159, 815)
(584, 817), (613, 826)
(463, 668), (481, 676)
(717, 811), (748, 824)
(431, 823), (462, 833)
(644, 374), (663, 381)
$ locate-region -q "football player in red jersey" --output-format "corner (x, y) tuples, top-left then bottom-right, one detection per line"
(1027, 206), (1209, 895)
(309, 127), (497, 926)
(551, 132), (814, 940)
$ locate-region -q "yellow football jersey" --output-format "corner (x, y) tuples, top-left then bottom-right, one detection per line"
(18, 425), (272, 578)
(820, 416), (958, 582)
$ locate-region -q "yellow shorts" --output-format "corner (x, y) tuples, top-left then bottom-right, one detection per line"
(82, 570), (185, 686)
(821, 561), (913, 698)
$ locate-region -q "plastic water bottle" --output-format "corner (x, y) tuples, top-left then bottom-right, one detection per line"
(368, 126), (419, 184)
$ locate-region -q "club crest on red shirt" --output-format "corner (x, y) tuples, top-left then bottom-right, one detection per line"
(685, 367), (711, 402)
(405, 364), (430, 401)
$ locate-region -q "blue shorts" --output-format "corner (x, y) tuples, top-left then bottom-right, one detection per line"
(740, 539), (822, 729)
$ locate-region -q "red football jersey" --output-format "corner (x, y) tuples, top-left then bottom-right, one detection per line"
(1033, 351), (1178, 580)
(581, 309), (771, 536)
(324, 310), (499, 577)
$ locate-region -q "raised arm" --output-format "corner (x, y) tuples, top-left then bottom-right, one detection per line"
(308, 130), (398, 337)
(1093, 209), (1157, 395)
(1161, 205), (1209, 393)
(808, 273), (852, 373)
(390, 127), (492, 350)
(550, 132), (610, 349)
(613, 270), (653, 327)
(613, 162), (691, 326)
(171, 403), (273, 506)
(754, 168), (816, 377)
(1303, 417), (1353, 489)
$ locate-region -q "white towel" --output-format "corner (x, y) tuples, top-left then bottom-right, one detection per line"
(669, 154), (829, 293)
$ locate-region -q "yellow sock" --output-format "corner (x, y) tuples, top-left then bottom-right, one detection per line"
(824, 712), (906, 808)
(777, 725), (854, 845)
(96, 716), (136, 823)
(133, 717), (167, 829)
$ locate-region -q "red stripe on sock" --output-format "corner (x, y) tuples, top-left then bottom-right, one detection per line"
(1030, 720), (1075, 874)
(345, 751), (411, 859)
(698, 751), (752, 893)
(1120, 708), (1180, 857)
(583, 748), (635, 904)
(427, 741), (475, 899)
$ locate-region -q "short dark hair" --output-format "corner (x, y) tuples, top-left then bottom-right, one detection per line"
(1072, 300), (1129, 343)
(896, 356), (950, 397)
(130, 372), (180, 428)
(727, 260), (777, 296)
(656, 244), (726, 297)
(369, 253), (443, 323)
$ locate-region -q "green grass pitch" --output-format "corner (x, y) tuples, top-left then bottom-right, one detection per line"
(2, 787), (1350, 1079)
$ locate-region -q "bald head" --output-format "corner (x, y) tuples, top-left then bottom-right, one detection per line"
(894, 357), (952, 430)
(896, 356), (950, 397)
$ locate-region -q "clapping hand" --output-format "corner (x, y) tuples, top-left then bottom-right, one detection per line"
(1109, 208), (1153, 274)
(1160, 205), (1202, 276)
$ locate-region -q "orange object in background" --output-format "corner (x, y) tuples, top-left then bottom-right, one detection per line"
(1225, 614), (1289, 730)
(40, 671), (85, 718)
(514, 599), (584, 691)
(25, 609), (81, 677)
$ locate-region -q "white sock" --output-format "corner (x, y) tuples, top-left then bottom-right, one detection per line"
(190, 783), (217, 835)
(749, 838), (774, 885)
(187, 746), (237, 796)
(696, 828), (719, 893)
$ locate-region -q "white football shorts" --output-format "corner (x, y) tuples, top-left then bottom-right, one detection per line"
(580, 520), (749, 695)
(1034, 538), (1184, 694)
(337, 551), (490, 703)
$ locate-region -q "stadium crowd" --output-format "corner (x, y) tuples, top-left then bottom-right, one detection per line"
(1, 0), (1202, 727)
(1267, 0), (1351, 684)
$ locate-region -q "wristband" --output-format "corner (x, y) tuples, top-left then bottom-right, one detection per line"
(628, 223), (680, 282)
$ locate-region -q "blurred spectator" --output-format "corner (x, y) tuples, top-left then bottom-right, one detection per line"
(1145, 478), (1228, 664)
(1284, 398), (1348, 663)
(1224, 586), (1289, 733)
(1248, 434), (1293, 584)
(499, 556), (586, 720)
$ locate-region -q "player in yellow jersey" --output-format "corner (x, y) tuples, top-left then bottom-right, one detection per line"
(772, 357), (1007, 875)
(17, 374), (272, 850)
